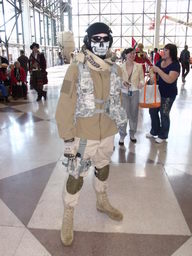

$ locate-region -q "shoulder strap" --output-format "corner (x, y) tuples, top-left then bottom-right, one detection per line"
(31, 54), (41, 65)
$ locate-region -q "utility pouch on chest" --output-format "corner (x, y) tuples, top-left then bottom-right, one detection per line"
(75, 62), (127, 129)
(76, 64), (95, 117)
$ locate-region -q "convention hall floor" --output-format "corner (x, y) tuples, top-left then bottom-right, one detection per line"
(0, 65), (192, 256)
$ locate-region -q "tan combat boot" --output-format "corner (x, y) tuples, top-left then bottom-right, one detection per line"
(60, 205), (74, 246)
(96, 191), (123, 221)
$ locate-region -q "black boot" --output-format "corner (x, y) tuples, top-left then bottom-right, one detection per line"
(4, 96), (10, 103)
(36, 94), (42, 101)
(42, 91), (47, 100)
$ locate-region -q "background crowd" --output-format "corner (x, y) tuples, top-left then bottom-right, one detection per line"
(0, 42), (48, 103)
(0, 39), (189, 133)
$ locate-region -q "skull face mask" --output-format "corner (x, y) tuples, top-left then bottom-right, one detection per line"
(90, 34), (110, 57)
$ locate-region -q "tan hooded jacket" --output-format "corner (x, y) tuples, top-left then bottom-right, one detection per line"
(55, 52), (123, 141)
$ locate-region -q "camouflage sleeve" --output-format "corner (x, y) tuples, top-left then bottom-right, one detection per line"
(116, 65), (124, 104)
(117, 64), (123, 79)
(55, 63), (78, 140)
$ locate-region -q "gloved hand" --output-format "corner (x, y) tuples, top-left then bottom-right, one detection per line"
(64, 138), (75, 158)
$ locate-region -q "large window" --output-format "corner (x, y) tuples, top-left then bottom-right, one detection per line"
(1, 0), (192, 65)
(0, 0), (59, 67)
(71, 0), (192, 52)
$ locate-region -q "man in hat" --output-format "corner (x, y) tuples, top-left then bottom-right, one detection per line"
(55, 22), (127, 246)
(29, 42), (47, 101)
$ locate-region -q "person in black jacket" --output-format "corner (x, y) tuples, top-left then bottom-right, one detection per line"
(18, 50), (29, 79)
(179, 45), (190, 83)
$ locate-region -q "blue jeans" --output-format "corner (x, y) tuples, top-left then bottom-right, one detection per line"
(0, 83), (8, 97)
(149, 97), (175, 139)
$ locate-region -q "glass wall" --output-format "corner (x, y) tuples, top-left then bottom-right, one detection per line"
(71, 0), (192, 53)
(0, 0), (24, 62)
(1, 0), (192, 65)
(0, 0), (59, 67)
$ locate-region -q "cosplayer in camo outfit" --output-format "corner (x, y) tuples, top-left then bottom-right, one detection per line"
(55, 22), (127, 246)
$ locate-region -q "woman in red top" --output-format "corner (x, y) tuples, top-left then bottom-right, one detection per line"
(134, 43), (152, 76)
(11, 61), (27, 99)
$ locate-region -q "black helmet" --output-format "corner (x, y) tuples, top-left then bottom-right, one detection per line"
(83, 22), (113, 50)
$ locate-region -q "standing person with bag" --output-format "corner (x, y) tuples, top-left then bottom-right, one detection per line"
(29, 42), (47, 101)
(146, 44), (180, 144)
(55, 22), (127, 246)
(119, 48), (144, 145)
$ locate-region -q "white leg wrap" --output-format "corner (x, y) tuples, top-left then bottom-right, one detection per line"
(93, 176), (108, 193)
(64, 190), (80, 208)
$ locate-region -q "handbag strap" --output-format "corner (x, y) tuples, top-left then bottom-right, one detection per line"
(154, 75), (157, 103)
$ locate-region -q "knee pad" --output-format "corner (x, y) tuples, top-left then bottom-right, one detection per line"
(66, 175), (84, 194)
(95, 165), (109, 181)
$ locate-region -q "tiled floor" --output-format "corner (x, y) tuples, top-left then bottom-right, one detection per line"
(0, 65), (192, 256)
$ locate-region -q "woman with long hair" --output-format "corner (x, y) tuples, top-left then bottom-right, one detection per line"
(146, 43), (180, 143)
(11, 61), (27, 100)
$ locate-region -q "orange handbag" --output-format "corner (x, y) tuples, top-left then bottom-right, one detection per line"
(139, 75), (161, 108)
